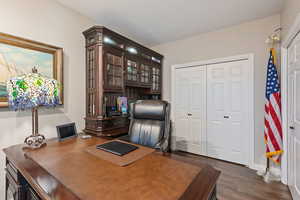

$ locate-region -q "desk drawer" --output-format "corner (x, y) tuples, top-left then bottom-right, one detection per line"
(5, 170), (27, 200)
(6, 159), (26, 185)
(27, 187), (41, 200)
(6, 162), (18, 183)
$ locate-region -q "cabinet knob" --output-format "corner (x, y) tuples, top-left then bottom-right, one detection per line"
(187, 113), (192, 116)
(224, 116), (230, 119)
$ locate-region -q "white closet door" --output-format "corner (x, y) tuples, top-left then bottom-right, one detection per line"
(174, 68), (190, 142)
(288, 33), (300, 200)
(188, 67), (207, 154)
(207, 60), (249, 165)
(174, 66), (207, 155)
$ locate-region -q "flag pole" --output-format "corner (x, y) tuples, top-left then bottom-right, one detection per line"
(262, 157), (281, 183)
(256, 40), (282, 183)
(266, 157), (270, 171)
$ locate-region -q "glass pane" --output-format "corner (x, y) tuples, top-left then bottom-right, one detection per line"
(107, 54), (113, 63)
(127, 60), (138, 82)
(115, 56), (122, 66)
(107, 64), (113, 75)
(108, 75), (113, 86)
(127, 66), (132, 73)
(117, 77), (122, 86)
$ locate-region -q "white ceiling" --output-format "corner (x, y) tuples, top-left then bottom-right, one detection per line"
(56, 0), (283, 46)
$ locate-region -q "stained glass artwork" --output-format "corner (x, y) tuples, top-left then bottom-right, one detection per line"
(6, 73), (60, 110)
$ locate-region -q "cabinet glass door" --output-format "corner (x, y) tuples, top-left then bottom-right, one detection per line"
(105, 52), (123, 90)
(140, 64), (151, 85)
(126, 59), (139, 83)
(152, 66), (161, 92)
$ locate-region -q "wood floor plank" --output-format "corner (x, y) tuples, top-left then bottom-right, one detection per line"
(169, 151), (292, 200)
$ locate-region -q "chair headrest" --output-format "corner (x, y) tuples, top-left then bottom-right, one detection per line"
(133, 100), (168, 121)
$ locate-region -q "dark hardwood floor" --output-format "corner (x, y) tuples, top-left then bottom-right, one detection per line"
(171, 151), (292, 200)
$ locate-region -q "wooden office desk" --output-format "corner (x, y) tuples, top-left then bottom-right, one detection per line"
(3, 137), (220, 200)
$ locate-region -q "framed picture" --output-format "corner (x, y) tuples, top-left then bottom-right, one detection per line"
(0, 32), (63, 107)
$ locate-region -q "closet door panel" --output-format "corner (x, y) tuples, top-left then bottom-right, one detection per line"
(207, 60), (249, 165)
(174, 66), (206, 155)
(227, 61), (249, 164)
(174, 69), (190, 141)
(188, 67), (207, 154)
(207, 65), (227, 157)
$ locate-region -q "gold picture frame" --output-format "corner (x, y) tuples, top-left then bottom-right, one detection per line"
(0, 32), (63, 107)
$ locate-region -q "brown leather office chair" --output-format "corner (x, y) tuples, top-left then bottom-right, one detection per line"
(121, 100), (171, 152)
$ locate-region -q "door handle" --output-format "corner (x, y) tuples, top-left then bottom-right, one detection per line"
(224, 116), (230, 119)
(289, 126), (295, 130)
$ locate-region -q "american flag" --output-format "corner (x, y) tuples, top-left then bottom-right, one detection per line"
(264, 48), (283, 163)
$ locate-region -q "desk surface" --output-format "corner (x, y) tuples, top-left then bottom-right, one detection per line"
(3, 137), (220, 200)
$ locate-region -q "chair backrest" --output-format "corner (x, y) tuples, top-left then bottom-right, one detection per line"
(128, 100), (170, 149)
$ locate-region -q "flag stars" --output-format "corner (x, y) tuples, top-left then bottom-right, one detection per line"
(265, 52), (280, 99)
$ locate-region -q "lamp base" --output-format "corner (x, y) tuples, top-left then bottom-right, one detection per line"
(24, 134), (45, 149)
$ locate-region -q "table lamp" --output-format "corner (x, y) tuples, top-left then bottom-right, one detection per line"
(6, 67), (60, 148)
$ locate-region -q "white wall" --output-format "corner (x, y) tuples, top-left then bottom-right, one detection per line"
(0, 0), (94, 198)
(281, 0), (300, 39)
(151, 15), (281, 166)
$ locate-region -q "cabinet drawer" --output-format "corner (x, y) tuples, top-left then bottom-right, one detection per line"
(6, 162), (19, 185)
(6, 161), (17, 179)
(27, 187), (41, 200)
(6, 161), (26, 185)
(6, 170), (27, 200)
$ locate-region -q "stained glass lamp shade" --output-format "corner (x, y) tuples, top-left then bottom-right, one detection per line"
(6, 68), (60, 148)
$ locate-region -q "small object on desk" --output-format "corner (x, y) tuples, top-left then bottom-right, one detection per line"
(80, 134), (92, 139)
(96, 141), (138, 156)
(56, 122), (77, 141)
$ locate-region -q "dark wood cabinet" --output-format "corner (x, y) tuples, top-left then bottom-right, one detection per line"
(83, 26), (163, 137)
